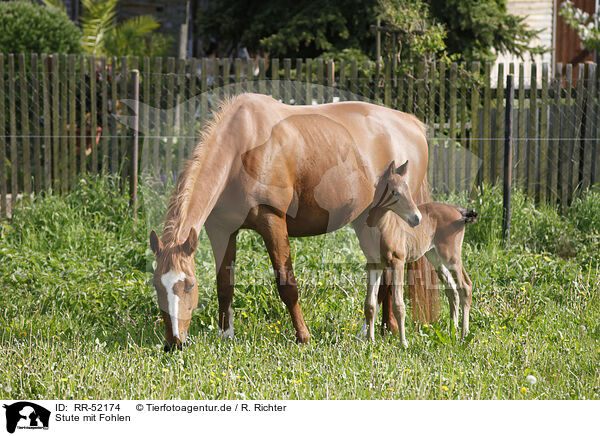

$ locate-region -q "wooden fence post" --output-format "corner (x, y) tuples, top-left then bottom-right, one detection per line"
(503, 74), (514, 244)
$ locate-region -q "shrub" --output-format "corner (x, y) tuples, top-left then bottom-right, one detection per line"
(0, 1), (82, 54)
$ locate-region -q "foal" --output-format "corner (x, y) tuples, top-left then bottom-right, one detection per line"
(364, 168), (476, 347)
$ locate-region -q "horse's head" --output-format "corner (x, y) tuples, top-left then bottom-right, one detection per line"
(371, 160), (422, 227)
(150, 228), (199, 350)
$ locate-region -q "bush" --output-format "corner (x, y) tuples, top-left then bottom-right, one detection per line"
(0, 1), (82, 54)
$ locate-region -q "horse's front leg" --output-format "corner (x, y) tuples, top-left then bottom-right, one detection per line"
(206, 225), (238, 338)
(257, 211), (310, 343)
(390, 258), (408, 348)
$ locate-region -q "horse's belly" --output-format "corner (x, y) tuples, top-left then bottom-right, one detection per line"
(285, 201), (363, 236)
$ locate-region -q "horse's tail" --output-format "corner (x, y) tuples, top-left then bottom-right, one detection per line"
(407, 179), (440, 323)
(380, 179), (441, 330)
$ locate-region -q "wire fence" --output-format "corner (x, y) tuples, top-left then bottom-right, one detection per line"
(1, 53), (599, 217)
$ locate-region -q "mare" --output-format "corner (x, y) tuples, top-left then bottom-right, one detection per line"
(148, 93), (435, 348)
(365, 168), (477, 346)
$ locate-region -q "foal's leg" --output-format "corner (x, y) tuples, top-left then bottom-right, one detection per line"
(257, 211), (310, 343)
(425, 250), (460, 333)
(362, 263), (383, 341)
(378, 270), (399, 335)
(389, 258), (408, 348)
(206, 225), (238, 338)
(449, 264), (473, 338)
(351, 221), (397, 337)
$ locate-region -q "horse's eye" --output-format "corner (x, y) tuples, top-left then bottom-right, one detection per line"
(392, 189), (400, 197)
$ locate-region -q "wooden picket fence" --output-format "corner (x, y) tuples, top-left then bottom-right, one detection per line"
(1, 53), (599, 217)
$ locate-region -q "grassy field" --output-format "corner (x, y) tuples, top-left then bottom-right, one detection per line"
(1, 175), (599, 400)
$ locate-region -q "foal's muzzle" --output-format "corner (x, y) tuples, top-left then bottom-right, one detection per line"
(407, 212), (422, 228)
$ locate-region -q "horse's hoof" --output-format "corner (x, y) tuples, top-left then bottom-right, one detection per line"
(296, 331), (311, 344)
(217, 327), (235, 339)
(400, 340), (408, 349)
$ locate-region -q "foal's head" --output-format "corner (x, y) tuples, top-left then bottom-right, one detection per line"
(370, 160), (422, 227)
(150, 228), (199, 349)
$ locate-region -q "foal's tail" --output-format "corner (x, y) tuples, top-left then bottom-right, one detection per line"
(457, 207), (478, 224)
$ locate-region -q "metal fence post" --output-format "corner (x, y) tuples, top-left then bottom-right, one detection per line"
(503, 74), (514, 244)
(130, 69), (140, 219)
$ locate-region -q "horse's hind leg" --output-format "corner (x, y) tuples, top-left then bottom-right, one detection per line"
(257, 210), (310, 343)
(206, 225), (238, 338)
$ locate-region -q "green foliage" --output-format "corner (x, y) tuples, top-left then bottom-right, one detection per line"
(0, 176), (598, 399)
(103, 15), (173, 58)
(0, 1), (82, 54)
(197, 0), (543, 66)
(559, 0), (600, 52)
(197, 0), (378, 59)
(80, 0), (119, 56)
(428, 0), (546, 63)
(43, 0), (172, 57)
(378, 0), (454, 66)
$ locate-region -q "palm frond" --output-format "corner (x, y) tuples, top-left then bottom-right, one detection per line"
(116, 15), (161, 39)
(40, 0), (68, 15)
(80, 0), (118, 56)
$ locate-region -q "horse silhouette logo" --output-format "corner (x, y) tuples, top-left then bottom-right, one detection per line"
(2, 402), (50, 433)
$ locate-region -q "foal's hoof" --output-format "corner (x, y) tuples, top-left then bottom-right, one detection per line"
(296, 330), (311, 344)
(400, 340), (408, 349)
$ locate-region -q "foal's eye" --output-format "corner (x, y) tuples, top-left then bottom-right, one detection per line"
(392, 189), (400, 197)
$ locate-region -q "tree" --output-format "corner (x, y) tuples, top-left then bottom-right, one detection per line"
(197, 0), (543, 64)
(0, 1), (82, 54)
(377, 0), (453, 67)
(428, 0), (546, 63)
(197, 0), (377, 59)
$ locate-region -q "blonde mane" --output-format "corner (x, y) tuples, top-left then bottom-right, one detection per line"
(161, 95), (243, 246)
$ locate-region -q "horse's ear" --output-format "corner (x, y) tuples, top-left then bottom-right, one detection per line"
(182, 227), (198, 256)
(150, 230), (163, 256)
(396, 160), (408, 176)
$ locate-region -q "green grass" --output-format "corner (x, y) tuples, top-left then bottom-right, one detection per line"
(1, 176), (599, 399)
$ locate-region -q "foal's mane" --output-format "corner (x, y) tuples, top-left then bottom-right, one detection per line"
(161, 95), (242, 247)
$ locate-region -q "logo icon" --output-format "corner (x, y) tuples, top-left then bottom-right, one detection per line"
(2, 402), (50, 434)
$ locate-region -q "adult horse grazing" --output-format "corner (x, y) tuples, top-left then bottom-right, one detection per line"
(149, 93), (434, 348)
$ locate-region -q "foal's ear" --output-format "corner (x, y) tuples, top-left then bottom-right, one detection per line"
(385, 160), (397, 176)
(181, 227), (198, 256)
(150, 230), (163, 256)
(396, 160), (408, 176)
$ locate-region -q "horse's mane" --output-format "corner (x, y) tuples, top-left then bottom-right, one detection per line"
(161, 94), (242, 246)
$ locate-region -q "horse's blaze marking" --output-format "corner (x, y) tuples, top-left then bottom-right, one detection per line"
(161, 270), (186, 340)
